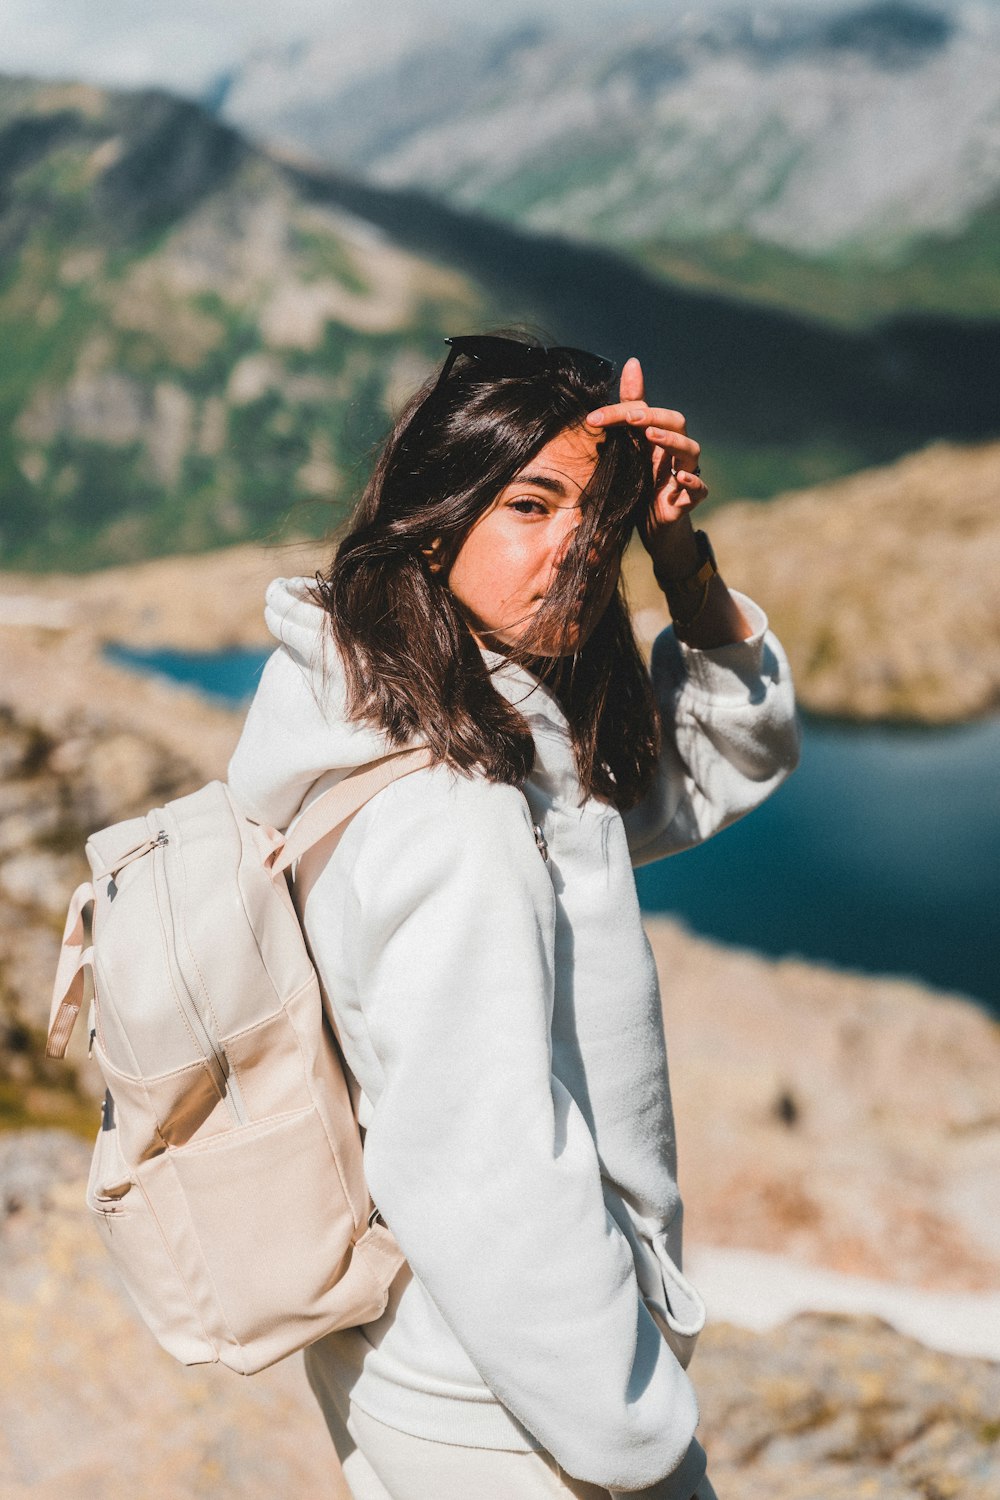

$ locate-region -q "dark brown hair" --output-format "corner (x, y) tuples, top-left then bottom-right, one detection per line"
(312, 338), (662, 808)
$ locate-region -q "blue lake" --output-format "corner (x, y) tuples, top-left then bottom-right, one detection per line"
(106, 643), (1000, 1015)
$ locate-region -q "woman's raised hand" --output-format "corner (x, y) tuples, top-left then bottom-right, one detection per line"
(586, 356), (708, 568)
(586, 356), (754, 645)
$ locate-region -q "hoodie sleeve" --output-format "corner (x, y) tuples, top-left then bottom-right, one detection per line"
(346, 767), (707, 1498)
(623, 591), (800, 868)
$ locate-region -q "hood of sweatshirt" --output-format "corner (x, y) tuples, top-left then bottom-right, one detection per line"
(227, 576), (408, 829)
(227, 576), (569, 830)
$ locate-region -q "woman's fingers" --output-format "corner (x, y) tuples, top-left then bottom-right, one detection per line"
(586, 407), (697, 473)
(659, 468), (708, 504)
(645, 427), (700, 466)
(647, 472), (709, 528)
(638, 466), (709, 542)
(674, 470), (708, 501)
(586, 363), (704, 494)
(587, 403), (688, 433)
(587, 404), (695, 479)
(589, 355), (688, 436)
(678, 468), (707, 488)
(618, 355), (645, 404)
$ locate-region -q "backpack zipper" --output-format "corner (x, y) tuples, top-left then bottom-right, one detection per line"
(95, 828), (169, 884)
(147, 809), (249, 1128)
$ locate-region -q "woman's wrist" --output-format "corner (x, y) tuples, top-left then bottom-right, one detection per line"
(652, 528), (718, 632)
(672, 574), (755, 647)
(644, 508), (754, 647)
(648, 514), (701, 585)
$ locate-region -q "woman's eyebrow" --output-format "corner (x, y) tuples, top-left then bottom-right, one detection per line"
(510, 471), (576, 498)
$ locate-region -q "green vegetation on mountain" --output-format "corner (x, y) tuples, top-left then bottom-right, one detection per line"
(638, 207), (1000, 329)
(0, 79), (487, 570)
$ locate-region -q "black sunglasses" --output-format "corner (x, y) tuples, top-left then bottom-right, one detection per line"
(434, 335), (614, 391)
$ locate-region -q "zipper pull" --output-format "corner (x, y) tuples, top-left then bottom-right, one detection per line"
(532, 823), (548, 862)
(96, 829), (169, 883)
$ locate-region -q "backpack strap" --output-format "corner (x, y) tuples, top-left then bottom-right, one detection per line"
(268, 746), (435, 879)
(46, 881), (96, 1059)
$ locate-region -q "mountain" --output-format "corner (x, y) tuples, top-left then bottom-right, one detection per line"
(217, 1), (1000, 325)
(0, 77), (488, 570)
(2, 73), (999, 572)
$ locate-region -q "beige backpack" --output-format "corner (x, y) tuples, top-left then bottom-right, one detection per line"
(46, 747), (432, 1376)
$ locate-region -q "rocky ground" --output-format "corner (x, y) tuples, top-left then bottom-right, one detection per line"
(0, 696), (206, 1129)
(2, 1130), (997, 1500)
(0, 538), (322, 654)
(649, 924), (1000, 1295)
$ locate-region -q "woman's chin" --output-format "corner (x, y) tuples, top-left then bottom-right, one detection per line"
(524, 623), (585, 659)
(470, 610), (591, 660)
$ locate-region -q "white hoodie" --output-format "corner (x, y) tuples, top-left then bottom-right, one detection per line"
(228, 577), (800, 1498)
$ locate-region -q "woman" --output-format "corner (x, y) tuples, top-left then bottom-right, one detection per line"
(229, 334), (800, 1499)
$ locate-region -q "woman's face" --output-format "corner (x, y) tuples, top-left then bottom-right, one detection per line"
(445, 423), (617, 656)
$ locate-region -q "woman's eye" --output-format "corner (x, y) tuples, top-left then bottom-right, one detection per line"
(508, 498), (548, 515)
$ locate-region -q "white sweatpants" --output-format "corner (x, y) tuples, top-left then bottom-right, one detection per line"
(343, 1404), (615, 1499)
(304, 1351), (717, 1500)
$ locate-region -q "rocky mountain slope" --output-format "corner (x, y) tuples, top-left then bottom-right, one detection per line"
(217, 1), (1000, 324)
(0, 78), (486, 571)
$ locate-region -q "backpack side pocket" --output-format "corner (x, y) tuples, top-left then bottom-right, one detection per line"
(156, 1101), (385, 1374)
(87, 1092), (217, 1366)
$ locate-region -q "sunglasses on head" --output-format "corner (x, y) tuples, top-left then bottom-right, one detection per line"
(434, 335), (614, 392)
